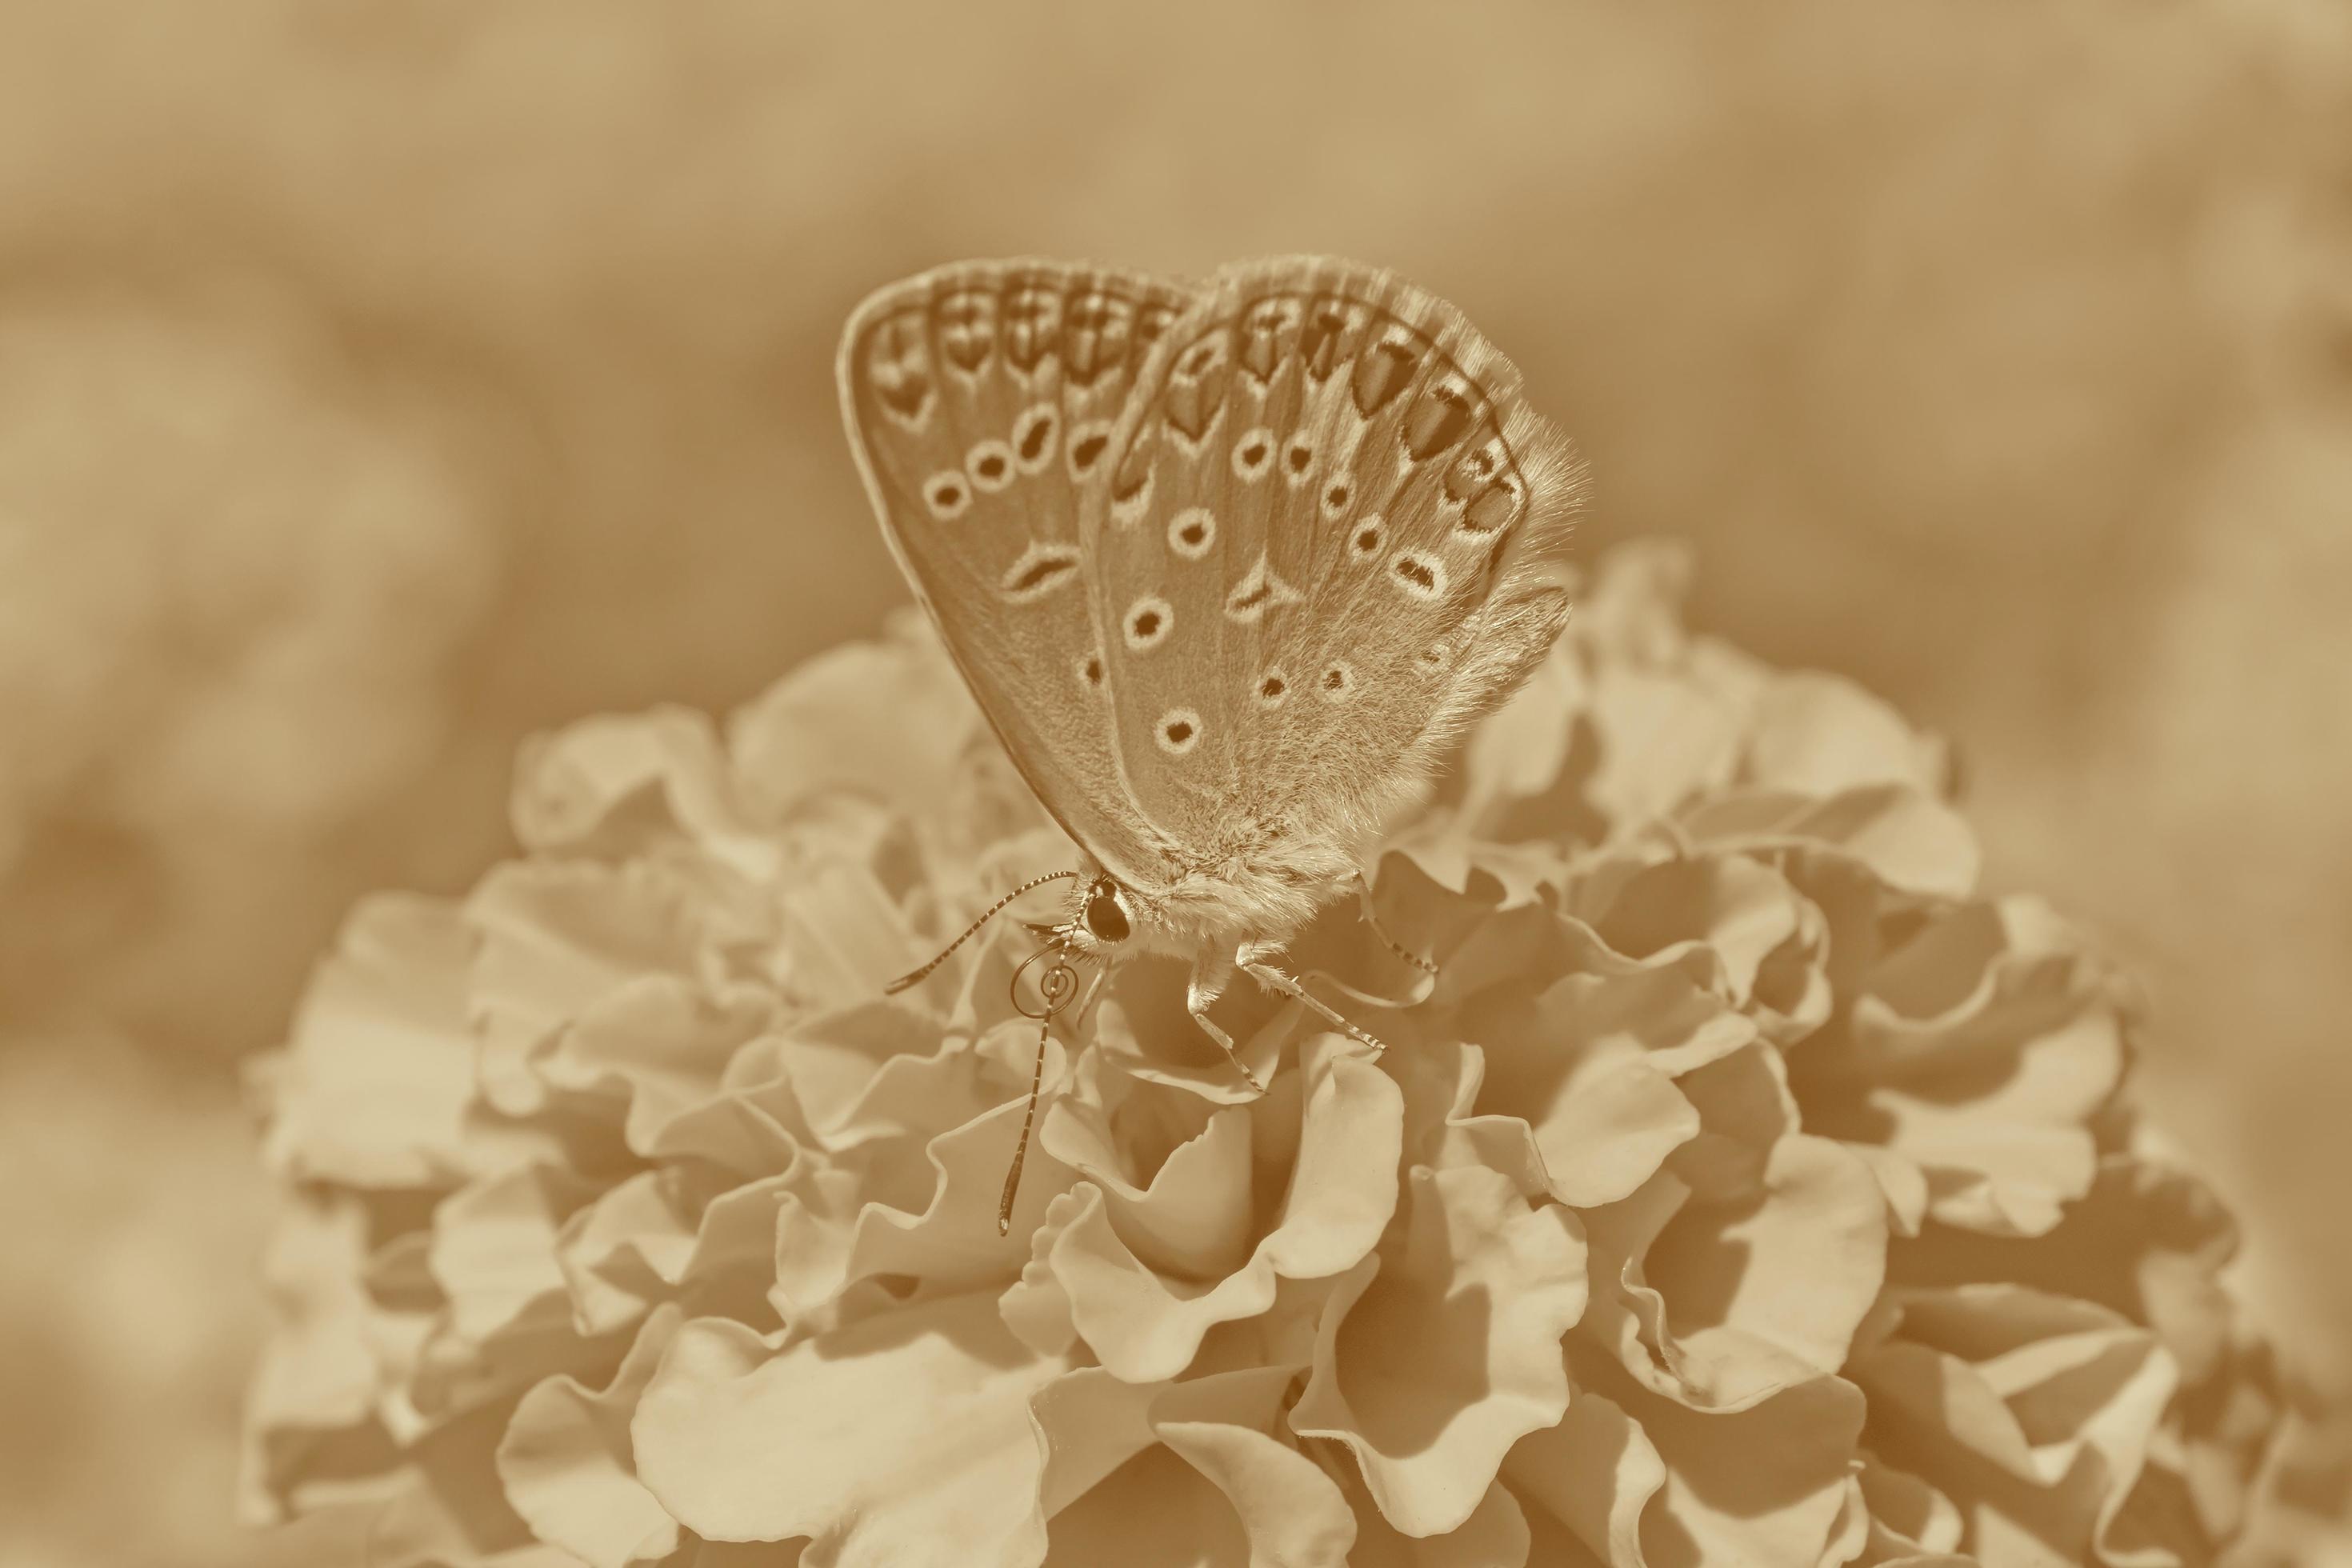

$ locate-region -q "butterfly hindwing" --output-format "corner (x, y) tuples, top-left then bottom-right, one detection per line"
(838, 259), (1197, 888)
(1089, 258), (1583, 861)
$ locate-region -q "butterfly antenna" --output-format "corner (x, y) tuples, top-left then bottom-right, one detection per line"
(999, 941), (1086, 1235)
(885, 870), (1084, 995)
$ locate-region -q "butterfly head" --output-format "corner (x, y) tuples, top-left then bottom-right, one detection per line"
(1068, 874), (1140, 958)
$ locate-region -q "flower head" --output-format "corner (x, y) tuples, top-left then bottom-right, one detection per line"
(248, 542), (2301, 1566)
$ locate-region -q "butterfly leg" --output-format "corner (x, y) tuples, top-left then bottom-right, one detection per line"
(1238, 941), (1389, 1058)
(1295, 873), (1442, 1010)
(1356, 871), (1440, 994)
(1186, 948), (1266, 1094)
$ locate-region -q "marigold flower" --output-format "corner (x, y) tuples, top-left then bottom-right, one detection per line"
(247, 541), (2302, 1566)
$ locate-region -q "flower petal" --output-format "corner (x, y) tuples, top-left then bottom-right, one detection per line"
(431, 1162), (604, 1344)
(634, 1296), (1065, 1565)
(1741, 672), (1949, 800)
(1504, 1390), (1666, 1568)
(726, 610), (982, 825)
(1293, 1163), (1588, 1535)
(1590, 1352), (1867, 1568)
(1044, 1037), (1403, 1382)
(262, 894), (482, 1190)
(512, 706), (774, 882)
(496, 1305), (686, 1568)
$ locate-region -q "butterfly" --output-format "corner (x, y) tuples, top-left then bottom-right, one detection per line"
(837, 256), (1583, 1229)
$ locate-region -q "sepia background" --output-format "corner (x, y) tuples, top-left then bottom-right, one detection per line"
(1, 2), (2346, 1562)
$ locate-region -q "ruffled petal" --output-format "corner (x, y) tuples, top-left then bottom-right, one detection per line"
(512, 706), (776, 882)
(1504, 1390), (1666, 1568)
(633, 1296), (1065, 1565)
(1039, 1036), (1403, 1382)
(262, 894), (483, 1190)
(496, 1306), (686, 1568)
(1293, 1162), (1587, 1535)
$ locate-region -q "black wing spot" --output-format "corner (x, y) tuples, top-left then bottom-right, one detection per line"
(1071, 432), (1109, 472)
(1387, 549), (1448, 601)
(1016, 408), (1058, 465)
(1156, 706), (1202, 755)
(1353, 337), (1421, 417)
(924, 472), (971, 521)
(1404, 380), (1477, 461)
(1125, 596), (1175, 650)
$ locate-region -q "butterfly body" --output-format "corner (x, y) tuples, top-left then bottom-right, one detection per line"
(842, 255), (1582, 1085)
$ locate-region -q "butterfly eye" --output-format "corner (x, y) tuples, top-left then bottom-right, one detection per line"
(1083, 890), (1131, 943)
(1074, 652), (1106, 690)
(1318, 661), (1356, 702)
(1350, 517), (1386, 559)
(1256, 670), (1290, 709)
(1321, 481), (1352, 521)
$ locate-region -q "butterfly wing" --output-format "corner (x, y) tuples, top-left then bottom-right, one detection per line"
(1086, 257), (1584, 862)
(838, 258), (1198, 888)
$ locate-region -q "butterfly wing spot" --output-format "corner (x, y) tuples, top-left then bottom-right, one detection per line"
(1231, 426), (1274, 483)
(1457, 474), (1526, 542)
(1300, 298), (1362, 382)
(1282, 432), (1317, 487)
(1387, 548), (1448, 602)
(866, 314), (936, 428)
(1256, 669), (1290, 709)
(1318, 661), (1357, 702)
(1074, 651), (1106, 690)
(1349, 516), (1387, 561)
(1124, 595), (1175, 652)
(1168, 506), (1218, 561)
(966, 439), (1017, 494)
(1225, 554), (1303, 624)
(934, 290), (998, 377)
(1012, 405), (1061, 474)
(1404, 377), (1479, 462)
(1166, 334), (1232, 447)
(1352, 332), (1423, 418)
(1002, 281), (1064, 374)
(1417, 643), (1448, 671)
(1321, 480), (1353, 522)
(1237, 298), (1302, 385)
(1155, 708), (1203, 756)
(1061, 290), (1134, 387)
(1000, 541), (1082, 602)
(1109, 463), (1154, 529)
(1066, 420), (1114, 482)
(923, 470), (973, 521)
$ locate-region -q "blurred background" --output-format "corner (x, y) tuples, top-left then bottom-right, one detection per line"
(1, 2), (2346, 1562)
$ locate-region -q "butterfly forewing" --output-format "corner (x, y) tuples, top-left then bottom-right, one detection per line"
(1088, 258), (1583, 858)
(838, 259), (1197, 888)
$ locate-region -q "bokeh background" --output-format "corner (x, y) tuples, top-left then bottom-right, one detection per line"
(2, 2), (2346, 1562)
